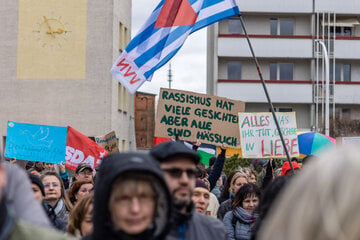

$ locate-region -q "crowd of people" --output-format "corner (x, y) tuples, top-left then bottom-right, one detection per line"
(1, 140), (359, 239)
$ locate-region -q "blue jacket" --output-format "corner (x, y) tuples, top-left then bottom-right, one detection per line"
(223, 207), (257, 240)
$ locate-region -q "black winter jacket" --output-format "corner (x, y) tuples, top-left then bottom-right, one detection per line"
(83, 152), (172, 240)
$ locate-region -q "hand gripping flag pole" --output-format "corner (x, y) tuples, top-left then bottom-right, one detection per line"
(111, 0), (240, 94)
(238, 15), (295, 174)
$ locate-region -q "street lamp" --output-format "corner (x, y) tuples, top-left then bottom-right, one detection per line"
(315, 40), (330, 136)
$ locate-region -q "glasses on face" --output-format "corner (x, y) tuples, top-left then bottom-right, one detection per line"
(79, 171), (93, 176)
(43, 182), (59, 188)
(117, 194), (155, 207)
(162, 168), (197, 179)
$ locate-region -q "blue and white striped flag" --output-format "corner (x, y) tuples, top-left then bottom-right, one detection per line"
(111, 0), (240, 94)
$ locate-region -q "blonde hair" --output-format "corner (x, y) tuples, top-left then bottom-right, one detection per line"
(229, 171), (249, 194)
(258, 146), (360, 240)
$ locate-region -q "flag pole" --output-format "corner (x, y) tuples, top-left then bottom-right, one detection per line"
(238, 15), (295, 174)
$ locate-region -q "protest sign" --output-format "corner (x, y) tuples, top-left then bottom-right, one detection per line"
(155, 88), (245, 148)
(337, 136), (360, 145)
(95, 131), (119, 153)
(239, 112), (299, 158)
(4, 121), (67, 164)
(66, 126), (107, 170)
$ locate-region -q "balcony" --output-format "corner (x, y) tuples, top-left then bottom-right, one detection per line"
(315, 0), (360, 14)
(237, 0), (313, 13)
(217, 80), (313, 103)
(217, 79), (360, 105)
(218, 35), (313, 59)
(334, 39), (360, 59)
(236, 0), (360, 14)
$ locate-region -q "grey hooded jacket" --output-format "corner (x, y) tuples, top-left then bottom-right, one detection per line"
(4, 162), (51, 227)
(84, 152), (172, 240)
(223, 207), (257, 240)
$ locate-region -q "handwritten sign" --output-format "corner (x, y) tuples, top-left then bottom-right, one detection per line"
(4, 121), (67, 163)
(95, 131), (119, 153)
(155, 88), (245, 147)
(239, 112), (299, 158)
(337, 136), (360, 145)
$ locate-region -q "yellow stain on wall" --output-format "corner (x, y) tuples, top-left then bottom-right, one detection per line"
(17, 0), (87, 79)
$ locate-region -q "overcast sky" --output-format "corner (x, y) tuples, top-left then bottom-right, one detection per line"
(131, 0), (207, 95)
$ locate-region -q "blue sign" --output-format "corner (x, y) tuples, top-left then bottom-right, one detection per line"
(4, 121), (67, 164)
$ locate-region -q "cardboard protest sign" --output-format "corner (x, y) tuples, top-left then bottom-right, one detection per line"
(155, 88), (245, 148)
(95, 131), (119, 153)
(66, 126), (107, 170)
(4, 121), (67, 164)
(337, 136), (360, 145)
(239, 112), (299, 158)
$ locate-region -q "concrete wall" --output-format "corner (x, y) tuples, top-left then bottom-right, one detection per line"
(0, 0), (134, 152)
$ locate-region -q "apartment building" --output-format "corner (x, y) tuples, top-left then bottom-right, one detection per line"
(0, 0), (136, 151)
(207, 0), (360, 136)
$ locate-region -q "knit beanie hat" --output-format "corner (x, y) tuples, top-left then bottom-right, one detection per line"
(28, 173), (45, 196)
(195, 178), (209, 191)
(281, 161), (301, 176)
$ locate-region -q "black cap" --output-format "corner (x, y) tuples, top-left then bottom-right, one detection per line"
(28, 173), (45, 196)
(76, 163), (93, 174)
(150, 141), (200, 164)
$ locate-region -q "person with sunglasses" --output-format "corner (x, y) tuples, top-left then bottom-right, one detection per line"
(151, 141), (227, 240)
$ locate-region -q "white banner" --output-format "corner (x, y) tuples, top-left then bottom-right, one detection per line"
(239, 112), (299, 158)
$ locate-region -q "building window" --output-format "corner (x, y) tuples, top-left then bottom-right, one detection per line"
(280, 19), (294, 35)
(279, 63), (293, 80)
(270, 18), (277, 35)
(329, 26), (352, 36)
(269, 63), (293, 80)
(119, 22), (128, 52)
(271, 107), (293, 112)
(343, 64), (351, 81)
(228, 19), (242, 34)
(270, 18), (294, 35)
(342, 108), (351, 120)
(330, 63), (351, 82)
(118, 83), (128, 112)
(121, 139), (126, 151)
(227, 61), (242, 79)
(278, 107), (293, 112)
(270, 63), (277, 80)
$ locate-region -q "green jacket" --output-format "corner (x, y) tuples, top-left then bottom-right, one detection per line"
(8, 220), (75, 240)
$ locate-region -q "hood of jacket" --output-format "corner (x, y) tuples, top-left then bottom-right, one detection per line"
(91, 152), (172, 240)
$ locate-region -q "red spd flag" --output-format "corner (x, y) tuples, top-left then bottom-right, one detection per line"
(65, 126), (107, 171)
